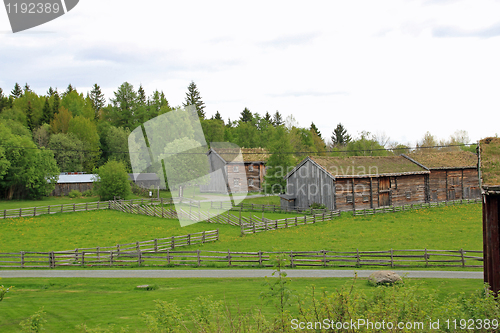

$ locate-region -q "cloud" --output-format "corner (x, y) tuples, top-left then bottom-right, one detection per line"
(259, 32), (320, 48)
(433, 21), (500, 38)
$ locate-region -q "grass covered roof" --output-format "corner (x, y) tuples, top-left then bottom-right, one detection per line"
(407, 151), (478, 169)
(309, 156), (427, 177)
(480, 137), (500, 186)
(213, 147), (270, 163)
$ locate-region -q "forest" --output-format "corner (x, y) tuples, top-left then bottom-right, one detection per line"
(0, 81), (475, 199)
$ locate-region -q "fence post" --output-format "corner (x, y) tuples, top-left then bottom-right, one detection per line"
(202, 231), (206, 243)
(228, 250), (231, 266)
(3, 209), (6, 219)
(290, 250), (294, 268)
(295, 216), (298, 226)
(138, 251), (142, 267)
(216, 229), (219, 241)
(33, 207), (36, 217)
(110, 251), (113, 266)
(460, 248), (465, 267)
(73, 203), (76, 212)
(356, 249), (360, 267)
(81, 251), (85, 267)
(424, 248), (428, 267)
(390, 249), (394, 268)
(86, 203), (88, 211)
(171, 236), (175, 249)
(136, 241), (140, 252)
(21, 251), (25, 268)
(61, 204), (64, 213)
(188, 234), (191, 246)
(19, 207), (22, 217)
(167, 249), (171, 265)
(197, 249), (201, 266)
(323, 250), (327, 267)
(252, 217), (256, 234)
(97, 201), (99, 209)
(48, 205), (50, 215)
(154, 239), (158, 253)
(285, 218), (288, 228)
(117, 244), (120, 256)
(258, 251), (262, 266)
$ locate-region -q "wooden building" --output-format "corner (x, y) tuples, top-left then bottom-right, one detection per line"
(50, 173), (96, 196)
(404, 151), (480, 201)
(128, 173), (161, 189)
(282, 156), (429, 211)
(200, 147), (269, 193)
(479, 137), (500, 294)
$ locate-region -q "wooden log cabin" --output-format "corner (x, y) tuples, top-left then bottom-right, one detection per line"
(403, 151), (480, 201)
(479, 137), (500, 294)
(200, 147), (269, 193)
(50, 173), (96, 196)
(282, 156), (430, 211)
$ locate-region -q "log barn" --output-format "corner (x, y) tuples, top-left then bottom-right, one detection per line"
(479, 137), (500, 294)
(200, 147), (269, 193)
(282, 156), (430, 211)
(404, 151), (480, 201)
(50, 173), (96, 196)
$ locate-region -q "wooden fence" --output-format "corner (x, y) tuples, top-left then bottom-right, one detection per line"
(0, 248), (482, 269)
(0, 229), (219, 268)
(241, 210), (341, 234)
(353, 198), (482, 216)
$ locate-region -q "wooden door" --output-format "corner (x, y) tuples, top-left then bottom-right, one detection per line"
(378, 177), (391, 207)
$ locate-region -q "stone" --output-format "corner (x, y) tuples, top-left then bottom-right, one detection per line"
(368, 271), (402, 286)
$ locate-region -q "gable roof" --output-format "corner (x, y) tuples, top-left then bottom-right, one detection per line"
(286, 155), (428, 179)
(405, 151), (477, 169)
(480, 137), (500, 188)
(56, 174), (97, 184)
(211, 147), (270, 163)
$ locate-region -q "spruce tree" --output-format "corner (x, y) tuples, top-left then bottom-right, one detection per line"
(52, 91), (60, 115)
(137, 84), (146, 105)
(239, 107), (253, 123)
(213, 111), (223, 121)
(23, 83), (31, 93)
(331, 123), (351, 147)
(41, 97), (52, 124)
(11, 83), (22, 98)
(47, 87), (55, 97)
(64, 84), (74, 97)
(90, 84), (105, 119)
(310, 122), (322, 139)
(264, 111), (272, 123)
(183, 81), (206, 119)
(272, 111), (284, 127)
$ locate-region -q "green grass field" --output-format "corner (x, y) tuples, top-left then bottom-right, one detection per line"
(0, 277), (487, 333)
(0, 203), (482, 254)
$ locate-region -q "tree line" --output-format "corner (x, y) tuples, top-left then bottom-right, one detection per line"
(0, 81), (476, 199)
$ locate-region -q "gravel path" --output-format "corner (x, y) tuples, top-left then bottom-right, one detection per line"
(0, 269), (483, 279)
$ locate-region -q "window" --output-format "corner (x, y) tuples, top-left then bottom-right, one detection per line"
(233, 178), (239, 186)
(346, 195), (353, 204)
(233, 166), (239, 172)
(249, 179), (254, 186)
(248, 164), (254, 171)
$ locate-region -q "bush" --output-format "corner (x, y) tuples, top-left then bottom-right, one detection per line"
(82, 189), (94, 197)
(93, 160), (131, 201)
(310, 202), (326, 209)
(68, 189), (82, 198)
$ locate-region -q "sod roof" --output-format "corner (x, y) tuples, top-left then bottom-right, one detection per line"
(480, 137), (500, 186)
(213, 147), (270, 163)
(406, 151), (478, 169)
(309, 156), (427, 177)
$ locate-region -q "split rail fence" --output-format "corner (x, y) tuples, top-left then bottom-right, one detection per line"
(0, 248), (482, 269)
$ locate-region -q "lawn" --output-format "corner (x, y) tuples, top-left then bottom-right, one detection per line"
(0, 277), (487, 333)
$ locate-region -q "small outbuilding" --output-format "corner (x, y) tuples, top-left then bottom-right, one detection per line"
(283, 155), (430, 211)
(50, 173), (96, 196)
(128, 173), (161, 189)
(200, 147), (269, 193)
(403, 151), (480, 201)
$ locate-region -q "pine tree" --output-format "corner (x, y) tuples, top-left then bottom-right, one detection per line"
(213, 111), (223, 121)
(137, 84), (146, 105)
(183, 81), (206, 119)
(11, 83), (22, 98)
(310, 122), (322, 139)
(264, 112), (272, 123)
(272, 111), (284, 127)
(331, 123), (351, 147)
(64, 84), (74, 97)
(24, 83), (31, 93)
(239, 107), (253, 123)
(47, 87), (55, 97)
(90, 84), (105, 119)
(52, 91), (60, 115)
(26, 101), (34, 131)
(41, 97), (52, 124)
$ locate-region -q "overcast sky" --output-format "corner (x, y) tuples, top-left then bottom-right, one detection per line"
(1, 0), (499, 146)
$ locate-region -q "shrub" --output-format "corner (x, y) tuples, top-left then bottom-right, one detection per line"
(309, 202), (326, 210)
(68, 189), (82, 198)
(93, 160), (131, 201)
(19, 307), (47, 333)
(82, 189), (94, 197)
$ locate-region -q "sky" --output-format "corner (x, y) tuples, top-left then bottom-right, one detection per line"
(1, 0), (499, 146)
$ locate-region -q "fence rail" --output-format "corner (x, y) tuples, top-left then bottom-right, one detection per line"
(0, 248), (482, 269)
(353, 198), (482, 216)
